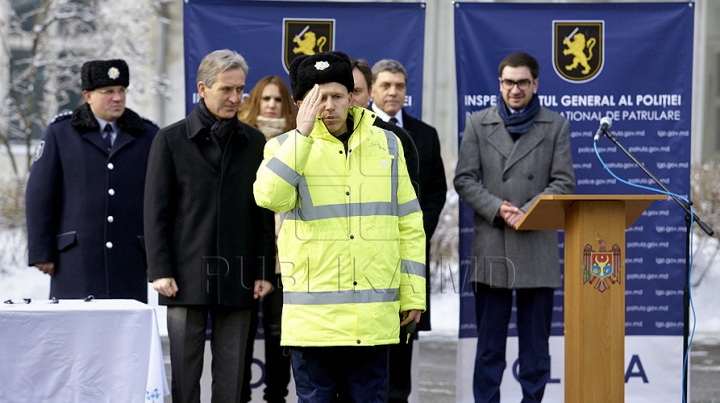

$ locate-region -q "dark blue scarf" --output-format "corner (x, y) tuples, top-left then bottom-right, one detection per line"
(196, 98), (239, 149)
(496, 93), (541, 136)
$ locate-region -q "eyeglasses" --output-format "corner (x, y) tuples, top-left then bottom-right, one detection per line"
(500, 78), (534, 91)
(96, 88), (127, 96)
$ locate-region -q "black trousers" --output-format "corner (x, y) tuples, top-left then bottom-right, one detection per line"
(387, 323), (414, 403)
(167, 305), (252, 403)
(292, 345), (389, 403)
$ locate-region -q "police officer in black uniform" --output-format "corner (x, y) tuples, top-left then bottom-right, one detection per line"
(26, 59), (158, 302)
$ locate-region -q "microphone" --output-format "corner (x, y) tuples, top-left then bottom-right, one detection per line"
(594, 117), (612, 142)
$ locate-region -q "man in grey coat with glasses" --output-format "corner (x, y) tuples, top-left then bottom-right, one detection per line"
(454, 51), (575, 403)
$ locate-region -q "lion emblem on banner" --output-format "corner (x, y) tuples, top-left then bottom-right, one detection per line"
(553, 21), (603, 83)
(293, 30), (327, 55)
(283, 19), (335, 72)
(563, 32), (596, 74)
(582, 240), (622, 293)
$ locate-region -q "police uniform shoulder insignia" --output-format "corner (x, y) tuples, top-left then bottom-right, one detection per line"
(34, 140), (45, 162)
(50, 111), (72, 124)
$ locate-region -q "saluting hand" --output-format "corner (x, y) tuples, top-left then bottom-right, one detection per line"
(296, 84), (321, 137)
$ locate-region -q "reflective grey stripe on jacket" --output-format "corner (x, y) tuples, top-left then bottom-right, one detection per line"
(402, 259), (425, 277)
(284, 288), (399, 305)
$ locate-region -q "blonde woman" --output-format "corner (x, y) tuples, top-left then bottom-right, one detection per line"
(238, 75), (297, 141)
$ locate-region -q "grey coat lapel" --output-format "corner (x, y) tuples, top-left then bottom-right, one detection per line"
(483, 109), (513, 159)
(504, 108), (552, 173)
(504, 128), (543, 174)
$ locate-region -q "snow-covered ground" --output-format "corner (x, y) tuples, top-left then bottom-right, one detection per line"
(2, 227), (718, 340)
(688, 234), (720, 340)
(0, 229), (48, 300)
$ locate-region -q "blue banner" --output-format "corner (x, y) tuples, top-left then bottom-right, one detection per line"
(455, 2), (692, 401)
(183, 0), (426, 117)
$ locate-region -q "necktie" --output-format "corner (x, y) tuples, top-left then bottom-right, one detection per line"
(389, 117), (398, 125)
(103, 124), (114, 152)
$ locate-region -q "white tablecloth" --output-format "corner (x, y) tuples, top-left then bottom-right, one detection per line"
(0, 299), (168, 403)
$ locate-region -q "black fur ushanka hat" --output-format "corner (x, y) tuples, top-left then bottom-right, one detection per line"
(289, 51), (354, 102)
(81, 59), (130, 91)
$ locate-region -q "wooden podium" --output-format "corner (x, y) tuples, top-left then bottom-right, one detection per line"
(516, 194), (666, 403)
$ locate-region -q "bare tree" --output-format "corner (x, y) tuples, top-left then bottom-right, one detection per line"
(0, 0), (170, 177)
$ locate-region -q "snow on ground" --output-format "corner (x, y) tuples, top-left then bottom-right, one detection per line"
(0, 228), (49, 301)
(425, 291), (460, 339)
(690, 234), (720, 340)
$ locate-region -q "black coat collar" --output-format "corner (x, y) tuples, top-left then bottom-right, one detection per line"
(70, 103), (148, 136)
(186, 106), (251, 143)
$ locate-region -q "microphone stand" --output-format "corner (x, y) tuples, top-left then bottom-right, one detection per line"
(599, 127), (714, 402)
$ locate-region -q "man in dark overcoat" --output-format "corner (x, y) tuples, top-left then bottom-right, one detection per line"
(26, 59), (158, 303)
(454, 52), (576, 403)
(144, 49), (275, 403)
(370, 58), (447, 403)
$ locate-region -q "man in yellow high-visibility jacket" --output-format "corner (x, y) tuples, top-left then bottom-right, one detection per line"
(254, 50), (426, 402)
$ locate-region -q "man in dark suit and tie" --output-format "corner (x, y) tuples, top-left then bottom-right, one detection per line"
(370, 58), (447, 403)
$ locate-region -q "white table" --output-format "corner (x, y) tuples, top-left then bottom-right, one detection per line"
(0, 299), (168, 403)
